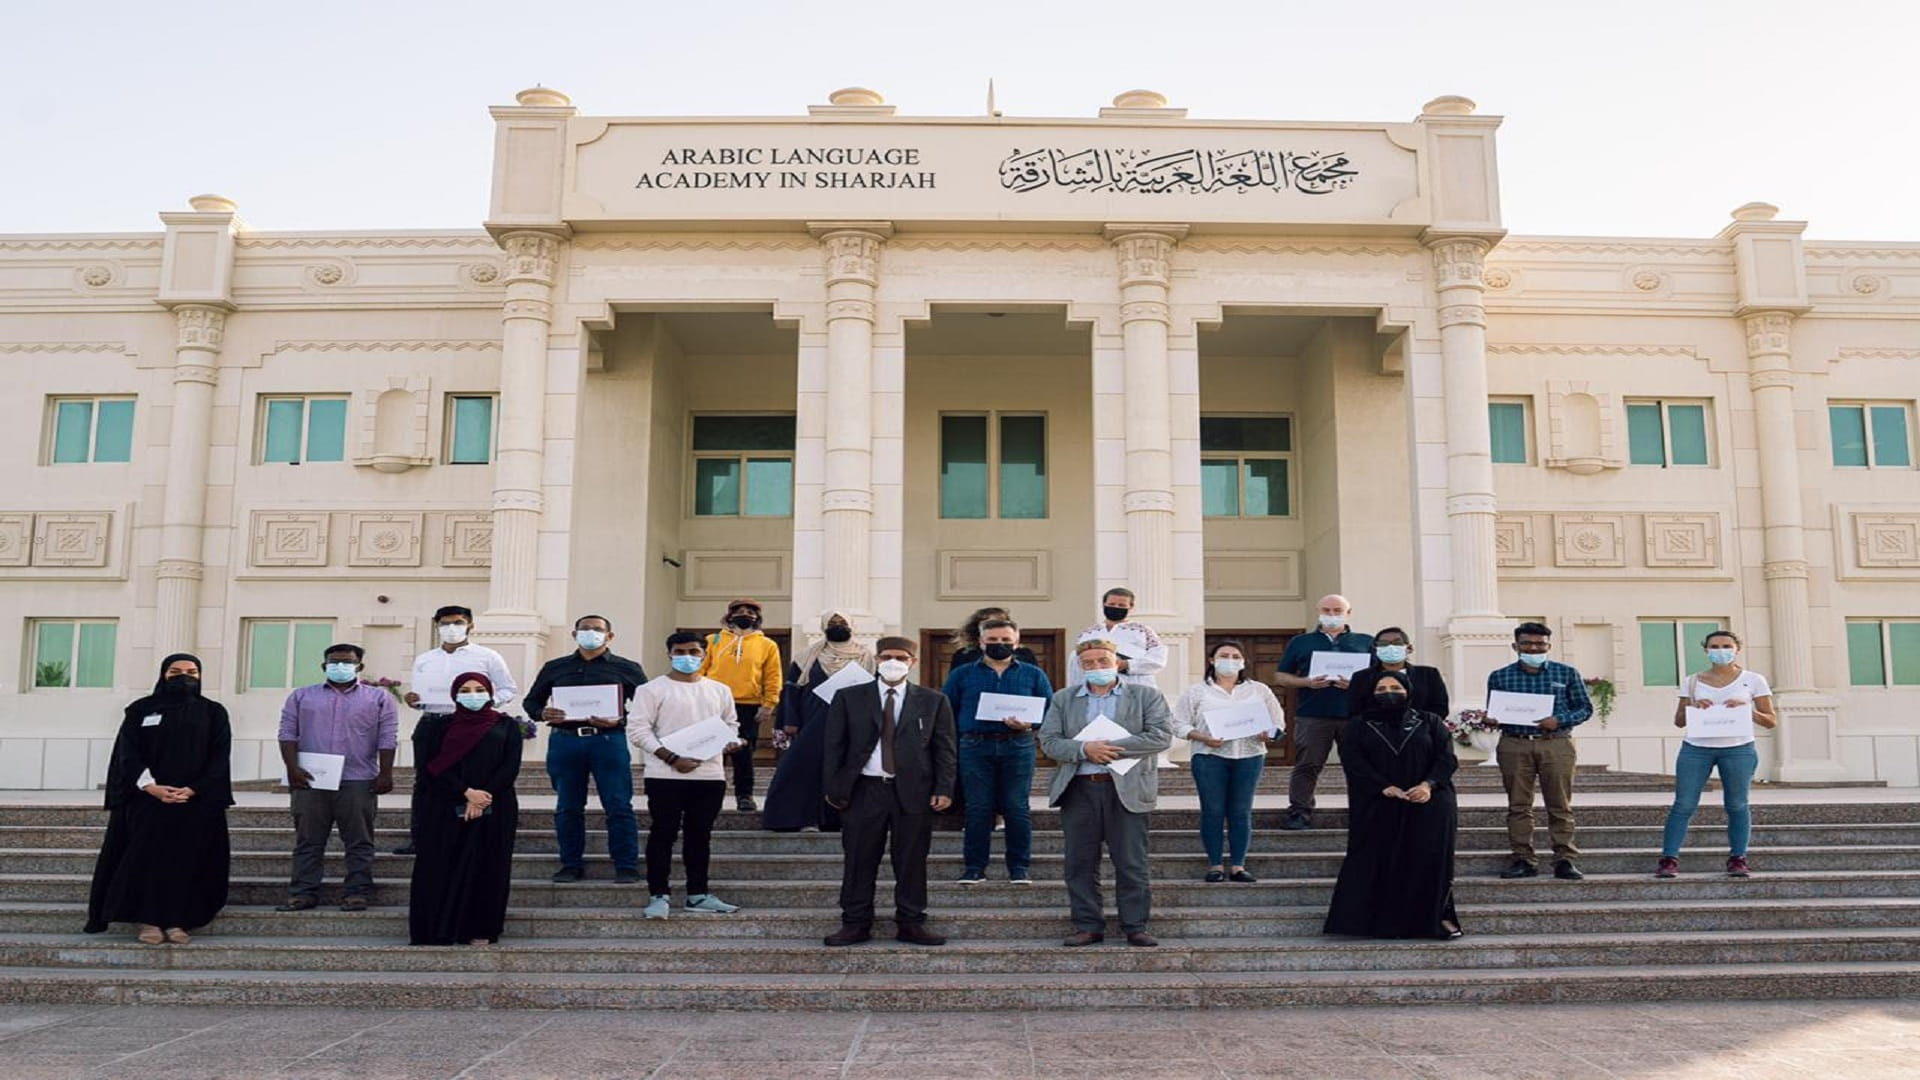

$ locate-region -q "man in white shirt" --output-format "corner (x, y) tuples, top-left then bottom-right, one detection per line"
(1066, 587), (1175, 767)
(628, 631), (746, 919)
(393, 604), (517, 855)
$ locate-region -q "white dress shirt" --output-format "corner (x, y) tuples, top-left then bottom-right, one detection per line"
(410, 643), (518, 714)
(864, 679), (910, 777)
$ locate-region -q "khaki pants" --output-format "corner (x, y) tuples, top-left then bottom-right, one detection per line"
(1497, 734), (1580, 865)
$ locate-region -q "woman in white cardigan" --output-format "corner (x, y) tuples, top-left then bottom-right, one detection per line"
(1173, 641), (1284, 882)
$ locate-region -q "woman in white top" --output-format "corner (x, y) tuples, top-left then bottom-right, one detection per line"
(1173, 641), (1284, 883)
(1657, 629), (1776, 879)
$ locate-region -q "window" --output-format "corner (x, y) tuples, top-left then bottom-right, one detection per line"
(1848, 620), (1920, 687)
(447, 395), (497, 465)
(29, 620), (117, 689)
(47, 397), (135, 464)
(691, 415), (795, 517)
(1638, 619), (1725, 687)
(245, 620), (336, 691)
(1829, 403), (1913, 469)
(1200, 416), (1292, 518)
(939, 414), (1048, 520)
(1488, 400), (1531, 465)
(260, 396), (348, 464)
(1626, 400), (1711, 467)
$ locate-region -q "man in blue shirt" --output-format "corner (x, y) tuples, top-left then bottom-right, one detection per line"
(1273, 595), (1374, 830)
(941, 618), (1055, 884)
(1487, 621), (1594, 880)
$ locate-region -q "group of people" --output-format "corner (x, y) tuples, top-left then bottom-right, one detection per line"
(80, 591), (1775, 951)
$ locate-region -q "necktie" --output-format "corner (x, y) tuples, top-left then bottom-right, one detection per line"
(881, 688), (898, 777)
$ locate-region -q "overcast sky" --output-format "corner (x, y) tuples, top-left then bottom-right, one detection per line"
(4, 0), (1913, 240)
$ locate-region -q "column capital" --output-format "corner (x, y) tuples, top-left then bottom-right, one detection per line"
(497, 231), (565, 287)
(1425, 236), (1491, 288)
(169, 304), (228, 350)
(1105, 225), (1187, 288)
(811, 223), (891, 286)
(1741, 310), (1796, 356)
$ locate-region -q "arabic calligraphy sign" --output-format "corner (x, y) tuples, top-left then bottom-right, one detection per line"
(998, 148), (1359, 196)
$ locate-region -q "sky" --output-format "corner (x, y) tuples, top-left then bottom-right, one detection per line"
(3, 0), (1914, 240)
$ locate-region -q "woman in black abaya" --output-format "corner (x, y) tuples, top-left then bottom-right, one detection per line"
(409, 671), (522, 946)
(1323, 672), (1462, 940)
(85, 652), (233, 944)
(762, 611), (871, 832)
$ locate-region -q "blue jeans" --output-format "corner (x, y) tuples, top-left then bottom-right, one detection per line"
(1661, 741), (1759, 858)
(545, 730), (640, 872)
(959, 735), (1034, 875)
(1191, 752), (1264, 866)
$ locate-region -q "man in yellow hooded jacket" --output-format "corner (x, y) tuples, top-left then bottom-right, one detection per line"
(700, 598), (784, 811)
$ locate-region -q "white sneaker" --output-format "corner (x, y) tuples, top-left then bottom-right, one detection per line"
(685, 893), (740, 914)
(643, 894), (670, 919)
(1009, 873), (1034, 885)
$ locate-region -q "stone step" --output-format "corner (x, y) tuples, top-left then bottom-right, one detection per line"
(5, 927), (1916, 976)
(6, 844), (1909, 879)
(2, 959), (1914, 1009)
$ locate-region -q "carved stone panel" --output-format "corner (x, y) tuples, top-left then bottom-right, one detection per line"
(32, 512), (111, 568)
(250, 512), (330, 568)
(1643, 513), (1721, 569)
(441, 513), (493, 568)
(347, 512), (424, 568)
(940, 550), (1054, 601)
(1493, 515), (1536, 568)
(1552, 514), (1626, 568)
(0, 513), (31, 567)
(1202, 551), (1303, 600)
(1855, 513), (1920, 569)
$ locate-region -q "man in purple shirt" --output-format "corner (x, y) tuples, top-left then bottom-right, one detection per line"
(276, 643), (399, 912)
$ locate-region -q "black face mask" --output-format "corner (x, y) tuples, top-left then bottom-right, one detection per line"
(1103, 606), (1130, 622)
(983, 643), (1016, 661)
(1373, 692), (1409, 710)
(729, 615), (757, 630)
(164, 675), (201, 694)
(824, 626), (852, 643)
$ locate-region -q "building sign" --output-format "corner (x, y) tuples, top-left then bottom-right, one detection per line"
(998, 148), (1358, 196)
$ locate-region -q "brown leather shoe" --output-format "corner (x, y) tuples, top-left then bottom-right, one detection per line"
(895, 923), (946, 946)
(823, 924), (872, 947)
(1126, 932), (1159, 948)
(1062, 931), (1105, 947)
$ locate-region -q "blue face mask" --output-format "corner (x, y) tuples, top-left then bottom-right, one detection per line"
(455, 692), (491, 711)
(1375, 644), (1408, 665)
(575, 629), (607, 651)
(1706, 647), (1737, 666)
(1084, 669), (1118, 687)
(671, 655), (702, 674)
(324, 662), (359, 684)
(1518, 651), (1549, 668)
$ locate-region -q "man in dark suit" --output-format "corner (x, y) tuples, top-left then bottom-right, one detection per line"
(822, 635), (958, 947)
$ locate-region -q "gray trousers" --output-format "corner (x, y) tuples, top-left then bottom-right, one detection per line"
(1059, 777), (1152, 935)
(290, 780), (377, 899)
(1286, 715), (1345, 815)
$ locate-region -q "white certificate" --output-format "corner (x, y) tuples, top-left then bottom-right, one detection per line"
(977, 691), (1045, 727)
(1100, 626), (1150, 660)
(812, 661), (876, 703)
(292, 752), (346, 792)
(1075, 715), (1141, 775)
(660, 716), (737, 761)
(1307, 651), (1372, 681)
(1487, 689), (1556, 727)
(1203, 700), (1279, 742)
(1686, 703), (1755, 740)
(414, 683), (453, 709)
(551, 684), (621, 720)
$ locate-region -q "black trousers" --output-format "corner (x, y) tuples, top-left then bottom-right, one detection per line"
(838, 776), (934, 928)
(643, 778), (725, 896)
(730, 703), (762, 799)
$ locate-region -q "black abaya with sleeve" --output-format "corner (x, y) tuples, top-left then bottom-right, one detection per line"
(1323, 708), (1461, 939)
(760, 659), (843, 832)
(85, 665), (233, 934)
(408, 717), (522, 945)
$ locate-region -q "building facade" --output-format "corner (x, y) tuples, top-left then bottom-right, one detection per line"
(2, 87), (1917, 788)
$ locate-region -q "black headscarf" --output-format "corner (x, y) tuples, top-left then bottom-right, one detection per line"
(103, 652), (233, 808)
(1361, 676), (1422, 750)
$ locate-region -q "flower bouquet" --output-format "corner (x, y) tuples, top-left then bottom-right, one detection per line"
(1446, 708), (1502, 763)
(363, 676), (406, 705)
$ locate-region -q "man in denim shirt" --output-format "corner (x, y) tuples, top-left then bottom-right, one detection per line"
(1487, 622), (1594, 880)
(941, 618), (1054, 884)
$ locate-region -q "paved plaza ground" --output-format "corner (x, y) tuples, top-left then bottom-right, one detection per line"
(0, 1000), (1915, 1079)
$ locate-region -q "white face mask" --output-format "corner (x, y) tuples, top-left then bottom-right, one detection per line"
(1318, 613), (1347, 631)
(1212, 658), (1245, 676)
(574, 629), (607, 651)
(438, 623), (469, 645)
(877, 659), (912, 683)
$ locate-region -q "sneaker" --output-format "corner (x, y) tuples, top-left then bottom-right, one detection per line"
(643, 894), (670, 919)
(957, 871), (986, 885)
(1726, 855), (1752, 878)
(1655, 857), (1680, 879)
(1281, 812), (1311, 831)
(736, 796), (758, 813)
(686, 893), (740, 914)
(1008, 872), (1033, 885)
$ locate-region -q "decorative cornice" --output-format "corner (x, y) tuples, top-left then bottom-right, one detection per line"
(0, 341), (128, 354)
(572, 236), (816, 252)
(1487, 343), (1700, 358)
(0, 237), (164, 253)
(1182, 240), (1417, 257)
(890, 236), (1107, 253)
(235, 234), (497, 251)
(1835, 346), (1920, 362)
(1805, 245), (1920, 261)
(268, 339), (498, 354)
(1495, 240), (1732, 258)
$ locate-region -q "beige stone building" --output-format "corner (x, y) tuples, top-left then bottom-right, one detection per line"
(2, 87), (1916, 788)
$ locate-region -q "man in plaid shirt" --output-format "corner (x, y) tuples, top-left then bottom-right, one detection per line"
(1487, 622), (1593, 880)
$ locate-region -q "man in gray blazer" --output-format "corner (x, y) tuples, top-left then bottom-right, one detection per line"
(1038, 637), (1174, 947)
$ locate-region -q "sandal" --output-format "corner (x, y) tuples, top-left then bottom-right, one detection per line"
(1204, 869), (1226, 883)
(163, 928), (191, 945)
(136, 925), (164, 945)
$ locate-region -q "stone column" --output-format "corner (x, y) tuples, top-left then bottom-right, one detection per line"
(152, 305), (226, 654)
(809, 223), (890, 626)
(1106, 225), (1187, 617)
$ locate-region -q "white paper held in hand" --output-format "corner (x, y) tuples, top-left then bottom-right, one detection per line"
(1307, 652), (1372, 681)
(292, 752), (346, 792)
(1486, 689), (1555, 727)
(1100, 626), (1150, 660)
(1074, 715), (1141, 775)
(415, 683), (454, 709)
(550, 684), (620, 720)
(1686, 702), (1755, 740)
(977, 691), (1045, 728)
(812, 661), (876, 704)
(1203, 700), (1278, 742)
(660, 716), (737, 760)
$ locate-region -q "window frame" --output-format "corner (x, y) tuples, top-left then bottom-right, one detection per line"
(27, 618), (118, 690)
(241, 618), (337, 692)
(1487, 398), (1533, 466)
(937, 410), (1051, 521)
(445, 393), (500, 465)
(687, 412), (797, 519)
(1624, 398), (1714, 468)
(1637, 618), (1727, 688)
(1847, 618), (1920, 688)
(44, 396), (136, 465)
(256, 394), (351, 466)
(1199, 413), (1295, 519)
(1828, 401), (1914, 470)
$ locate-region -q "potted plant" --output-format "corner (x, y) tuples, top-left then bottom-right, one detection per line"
(1586, 678), (1616, 728)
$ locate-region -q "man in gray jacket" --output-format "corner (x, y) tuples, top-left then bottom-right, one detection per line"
(1038, 637), (1173, 947)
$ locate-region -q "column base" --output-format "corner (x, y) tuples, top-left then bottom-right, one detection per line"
(1770, 692), (1851, 783)
(1438, 615), (1513, 717)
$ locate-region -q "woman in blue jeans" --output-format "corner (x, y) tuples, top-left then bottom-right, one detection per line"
(1173, 641), (1284, 882)
(1657, 630), (1776, 879)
